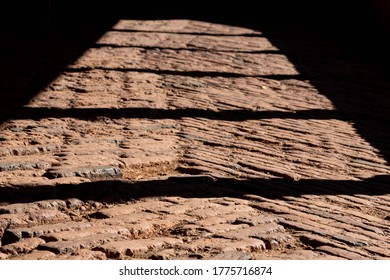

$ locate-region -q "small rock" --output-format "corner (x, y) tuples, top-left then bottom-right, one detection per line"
(210, 251), (252, 260)
(43, 166), (122, 180)
(66, 198), (84, 209)
(0, 252), (9, 260)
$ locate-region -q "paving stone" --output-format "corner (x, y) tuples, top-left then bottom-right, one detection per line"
(0, 173), (52, 187)
(98, 219), (157, 238)
(120, 155), (177, 171)
(180, 237), (266, 253)
(96, 237), (183, 258)
(48, 176), (92, 185)
(53, 249), (107, 260)
(186, 204), (256, 219)
(365, 246), (390, 258)
(216, 223), (285, 240)
(2, 210), (70, 239)
(0, 252), (8, 260)
(149, 248), (177, 260)
(38, 233), (129, 254)
(179, 237), (221, 252)
(233, 215), (280, 226)
(41, 225), (130, 241)
(0, 145), (61, 157)
(98, 212), (195, 231)
(260, 249), (345, 260)
(0, 160), (52, 171)
(35, 200), (68, 211)
(96, 212), (159, 225)
(157, 204), (199, 215)
(250, 201), (331, 223)
(94, 200), (173, 218)
(71, 47), (297, 76)
(211, 197), (251, 206)
(92, 210), (159, 221)
(209, 251), (253, 260)
(65, 198), (85, 209)
(279, 203), (388, 241)
(43, 166), (122, 180)
(315, 245), (368, 260)
(199, 223), (249, 235)
(280, 219), (371, 247)
(299, 233), (373, 259)
(157, 198), (236, 215)
(0, 203), (40, 214)
(0, 237), (45, 255)
(12, 250), (56, 260)
(1, 18), (390, 261)
(152, 214), (197, 230)
(25, 209), (71, 225)
(255, 233), (295, 250)
(0, 213), (29, 239)
(299, 233), (339, 248)
(2, 221), (93, 244)
(291, 201), (387, 235)
(159, 196), (192, 204)
(170, 224), (212, 237)
(196, 213), (254, 227)
(223, 238), (267, 253)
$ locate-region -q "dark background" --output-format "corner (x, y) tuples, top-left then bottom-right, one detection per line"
(1, 1), (389, 70)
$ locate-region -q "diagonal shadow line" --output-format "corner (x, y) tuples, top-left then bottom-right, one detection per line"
(7, 108), (344, 122)
(93, 43), (281, 54)
(110, 28), (264, 37)
(65, 67), (303, 79)
(0, 175), (388, 204)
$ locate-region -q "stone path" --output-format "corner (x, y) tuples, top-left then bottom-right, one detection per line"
(0, 19), (389, 260)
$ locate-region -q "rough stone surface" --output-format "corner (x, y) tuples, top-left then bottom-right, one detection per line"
(0, 19), (389, 260)
(0, 252), (8, 260)
(0, 237), (45, 255)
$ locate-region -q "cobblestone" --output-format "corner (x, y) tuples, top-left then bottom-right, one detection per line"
(217, 224), (286, 240)
(180, 237), (266, 254)
(54, 249), (107, 260)
(199, 223), (249, 235)
(38, 233), (129, 254)
(44, 166), (122, 180)
(0, 237), (45, 255)
(0, 19), (389, 260)
(96, 237), (183, 258)
(0, 252), (8, 260)
(12, 250), (56, 260)
(315, 246), (368, 260)
(2, 222), (93, 244)
(94, 201), (173, 218)
(40, 225), (130, 242)
(209, 251), (253, 260)
(260, 249), (345, 260)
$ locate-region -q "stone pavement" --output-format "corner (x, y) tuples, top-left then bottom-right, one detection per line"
(0, 19), (390, 260)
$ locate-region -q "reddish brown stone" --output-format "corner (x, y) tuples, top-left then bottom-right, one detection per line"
(0, 18), (389, 261)
(0, 237), (45, 255)
(0, 252), (8, 260)
(217, 223), (286, 240)
(13, 250), (56, 260)
(315, 246), (368, 260)
(96, 237), (183, 258)
(38, 233), (129, 254)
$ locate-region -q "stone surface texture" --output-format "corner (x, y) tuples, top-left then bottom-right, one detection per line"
(0, 19), (389, 260)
